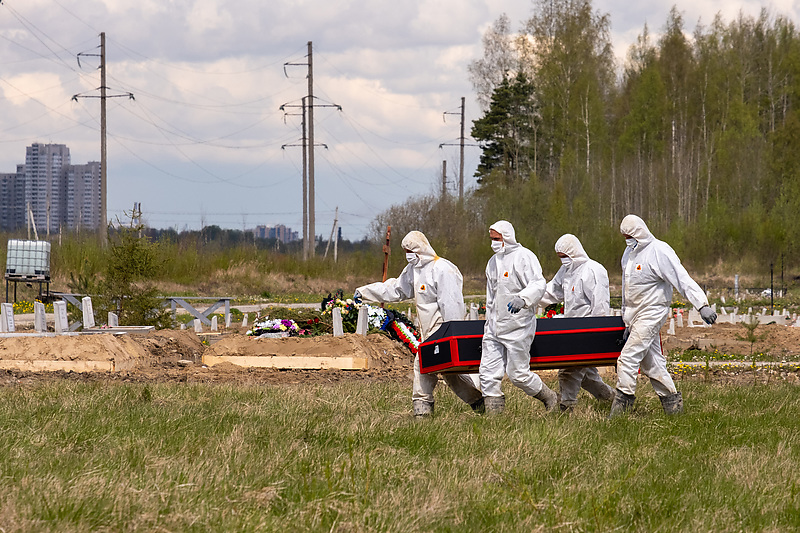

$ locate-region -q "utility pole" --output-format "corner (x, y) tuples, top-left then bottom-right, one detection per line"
(459, 96), (465, 200)
(441, 97), (474, 201)
(100, 32), (107, 244)
(282, 43), (341, 260)
(324, 206), (338, 260)
(73, 32), (133, 246)
(302, 97), (308, 260)
(307, 41), (315, 257)
(441, 160), (447, 200)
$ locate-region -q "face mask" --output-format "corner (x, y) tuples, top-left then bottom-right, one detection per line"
(405, 252), (418, 264)
(491, 241), (504, 254)
(560, 256), (572, 267)
(625, 238), (637, 247)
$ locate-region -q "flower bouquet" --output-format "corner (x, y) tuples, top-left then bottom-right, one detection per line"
(538, 302), (564, 319)
(247, 317), (307, 338)
(321, 290), (361, 333)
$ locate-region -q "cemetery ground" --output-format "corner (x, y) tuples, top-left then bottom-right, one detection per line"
(0, 313), (799, 530)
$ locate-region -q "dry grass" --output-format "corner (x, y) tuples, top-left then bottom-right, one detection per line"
(0, 379), (798, 531)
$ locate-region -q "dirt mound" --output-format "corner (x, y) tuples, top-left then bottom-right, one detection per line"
(662, 322), (800, 357)
(0, 334), (148, 365)
(207, 332), (412, 371)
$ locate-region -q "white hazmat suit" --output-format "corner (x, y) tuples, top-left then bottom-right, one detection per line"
(540, 234), (615, 410)
(614, 215), (713, 415)
(479, 221), (558, 413)
(356, 231), (482, 416)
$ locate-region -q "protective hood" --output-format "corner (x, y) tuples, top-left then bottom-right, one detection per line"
(489, 220), (520, 252)
(619, 215), (654, 246)
(554, 234), (589, 264)
(401, 231), (437, 264)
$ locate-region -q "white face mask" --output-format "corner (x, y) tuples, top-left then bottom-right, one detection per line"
(625, 237), (637, 247)
(560, 256), (572, 266)
(405, 252), (418, 264)
(491, 241), (504, 254)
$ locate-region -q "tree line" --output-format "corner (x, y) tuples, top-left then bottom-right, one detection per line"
(373, 1), (800, 281)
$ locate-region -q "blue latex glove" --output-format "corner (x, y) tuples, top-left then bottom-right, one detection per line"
(353, 290), (362, 304)
(699, 305), (717, 325)
(507, 296), (525, 314)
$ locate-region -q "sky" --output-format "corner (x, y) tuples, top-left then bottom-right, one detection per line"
(1, 0), (797, 241)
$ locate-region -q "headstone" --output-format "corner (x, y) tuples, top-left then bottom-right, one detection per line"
(721, 295), (726, 304)
(711, 303), (717, 312)
(747, 307), (752, 315)
(676, 312), (684, 328)
(194, 319), (203, 333)
(225, 312), (231, 328)
(81, 296), (95, 329)
(332, 307), (344, 337)
(242, 314), (248, 327)
(667, 318), (675, 335)
(355, 306), (368, 335)
(54, 301), (68, 333)
(211, 316), (218, 331)
(180, 323), (186, 330)
(1, 303), (14, 333)
(469, 303), (479, 320)
(734, 274), (739, 300)
(34, 301), (47, 333)
(108, 312), (119, 327)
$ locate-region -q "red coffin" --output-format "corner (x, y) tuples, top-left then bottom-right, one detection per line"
(418, 316), (626, 374)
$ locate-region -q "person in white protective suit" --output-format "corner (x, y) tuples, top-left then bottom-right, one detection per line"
(354, 231), (483, 417)
(611, 215), (717, 417)
(479, 221), (559, 414)
(540, 234), (616, 411)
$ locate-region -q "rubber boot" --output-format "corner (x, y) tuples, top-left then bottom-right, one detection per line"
(582, 377), (616, 402)
(484, 396), (505, 415)
(534, 383), (558, 412)
(470, 397), (485, 414)
(412, 400), (433, 417)
(660, 391), (683, 415)
(608, 389), (636, 418)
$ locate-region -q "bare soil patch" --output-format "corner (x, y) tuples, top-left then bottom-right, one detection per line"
(0, 318), (797, 388)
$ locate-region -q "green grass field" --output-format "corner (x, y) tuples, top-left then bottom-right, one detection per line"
(0, 379), (798, 532)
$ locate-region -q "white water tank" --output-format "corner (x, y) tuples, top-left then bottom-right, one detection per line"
(5, 239), (51, 279)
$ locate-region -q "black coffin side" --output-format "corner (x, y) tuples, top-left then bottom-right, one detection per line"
(418, 316), (625, 374)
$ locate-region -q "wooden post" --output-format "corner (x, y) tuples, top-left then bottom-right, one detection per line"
(381, 226), (391, 309)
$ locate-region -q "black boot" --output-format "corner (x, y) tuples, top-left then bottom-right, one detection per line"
(470, 397), (485, 414)
(660, 392), (683, 415)
(609, 389), (636, 418)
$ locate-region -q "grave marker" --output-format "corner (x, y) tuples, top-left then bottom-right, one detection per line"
(355, 306), (368, 335)
(1, 303), (14, 333)
(54, 301), (68, 334)
(81, 296), (95, 329)
(108, 312), (119, 327)
(332, 308), (344, 337)
(194, 319), (203, 333)
(34, 301), (46, 332)
(211, 316), (218, 331)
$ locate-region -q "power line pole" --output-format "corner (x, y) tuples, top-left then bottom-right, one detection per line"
(441, 160), (447, 200)
(441, 97), (475, 202)
(307, 41), (315, 257)
(73, 32), (133, 245)
(301, 97), (308, 260)
(100, 32), (107, 244)
(459, 96), (465, 200)
(282, 43), (341, 260)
